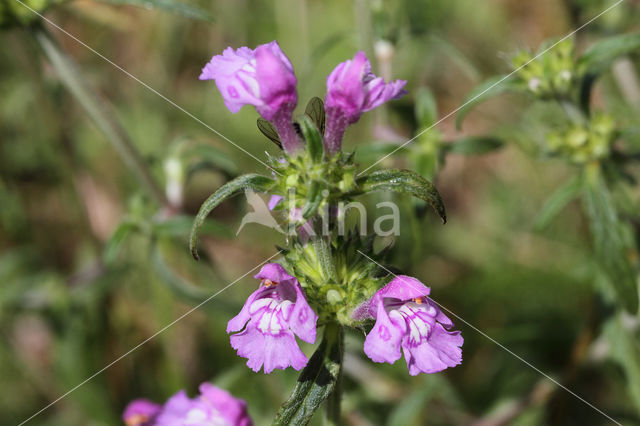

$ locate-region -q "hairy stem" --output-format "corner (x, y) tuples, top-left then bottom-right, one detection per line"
(35, 27), (168, 206)
(324, 323), (344, 426)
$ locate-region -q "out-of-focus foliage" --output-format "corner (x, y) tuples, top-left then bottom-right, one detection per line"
(1, 0), (639, 425)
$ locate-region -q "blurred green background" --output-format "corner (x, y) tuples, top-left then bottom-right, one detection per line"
(1, 0), (640, 424)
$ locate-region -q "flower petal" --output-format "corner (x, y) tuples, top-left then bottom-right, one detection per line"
(364, 298), (405, 364)
(289, 283), (318, 343)
(402, 323), (463, 375)
(122, 399), (161, 426)
(230, 323), (307, 373)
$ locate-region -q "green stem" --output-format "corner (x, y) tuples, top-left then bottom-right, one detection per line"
(324, 323), (344, 426)
(34, 27), (168, 207)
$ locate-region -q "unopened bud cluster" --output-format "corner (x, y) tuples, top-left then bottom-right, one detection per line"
(512, 38), (577, 98)
(546, 113), (615, 163)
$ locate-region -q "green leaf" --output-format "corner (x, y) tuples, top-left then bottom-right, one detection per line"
(578, 33), (640, 76)
(578, 33), (640, 112)
(298, 115), (323, 163)
(104, 221), (138, 264)
(273, 323), (343, 426)
(353, 169), (446, 223)
(257, 118), (283, 149)
(444, 136), (504, 156)
(533, 176), (582, 231)
(455, 74), (517, 130)
(305, 97), (326, 135)
(415, 87), (438, 128)
(301, 180), (324, 219)
(190, 174), (275, 259)
(101, 0), (213, 21)
(312, 230), (337, 283)
(582, 165), (638, 312)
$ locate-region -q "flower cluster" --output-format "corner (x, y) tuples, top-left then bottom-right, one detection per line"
(123, 382), (251, 426)
(545, 113), (616, 163)
(512, 38), (577, 98)
(195, 41), (463, 378)
(200, 41), (406, 157)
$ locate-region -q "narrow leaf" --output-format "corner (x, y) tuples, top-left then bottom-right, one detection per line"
(533, 176), (582, 231)
(582, 165), (638, 312)
(578, 33), (640, 76)
(445, 136), (504, 156)
(455, 74), (516, 130)
(257, 118), (283, 149)
(298, 115), (323, 163)
(415, 87), (438, 128)
(312, 231), (337, 283)
(353, 169), (446, 223)
(305, 97), (326, 135)
(302, 180), (323, 219)
(190, 174), (275, 259)
(273, 324), (343, 426)
(104, 221), (138, 264)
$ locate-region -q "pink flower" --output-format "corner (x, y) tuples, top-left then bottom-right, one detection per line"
(122, 399), (161, 426)
(122, 383), (251, 426)
(324, 51), (406, 154)
(227, 263), (318, 373)
(200, 41), (301, 154)
(363, 275), (463, 375)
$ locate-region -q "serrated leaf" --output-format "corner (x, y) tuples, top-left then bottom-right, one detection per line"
(305, 97), (325, 135)
(455, 74), (517, 130)
(273, 324), (343, 426)
(353, 169), (446, 223)
(582, 166), (638, 312)
(257, 118), (283, 149)
(578, 33), (640, 76)
(101, 0), (213, 21)
(533, 176), (582, 231)
(415, 87), (438, 127)
(297, 115), (323, 163)
(190, 174), (275, 259)
(445, 136), (504, 155)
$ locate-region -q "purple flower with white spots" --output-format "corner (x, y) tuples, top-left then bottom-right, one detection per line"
(363, 275), (463, 375)
(227, 263), (318, 374)
(324, 51), (407, 154)
(123, 383), (251, 426)
(200, 41), (301, 154)
(123, 399), (161, 426)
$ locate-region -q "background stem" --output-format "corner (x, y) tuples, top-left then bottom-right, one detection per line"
(34, 27), (168, 207)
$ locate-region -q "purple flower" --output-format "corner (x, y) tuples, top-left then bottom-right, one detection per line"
(156, 383), (252, 426)
(227, 263), (318, 374)
(123, 399), (161, 426)
(363, 275), (463, 375)
(123, 383), (252, 426)
(200, 41), (302, 154)
(324, 51), (407, 154)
